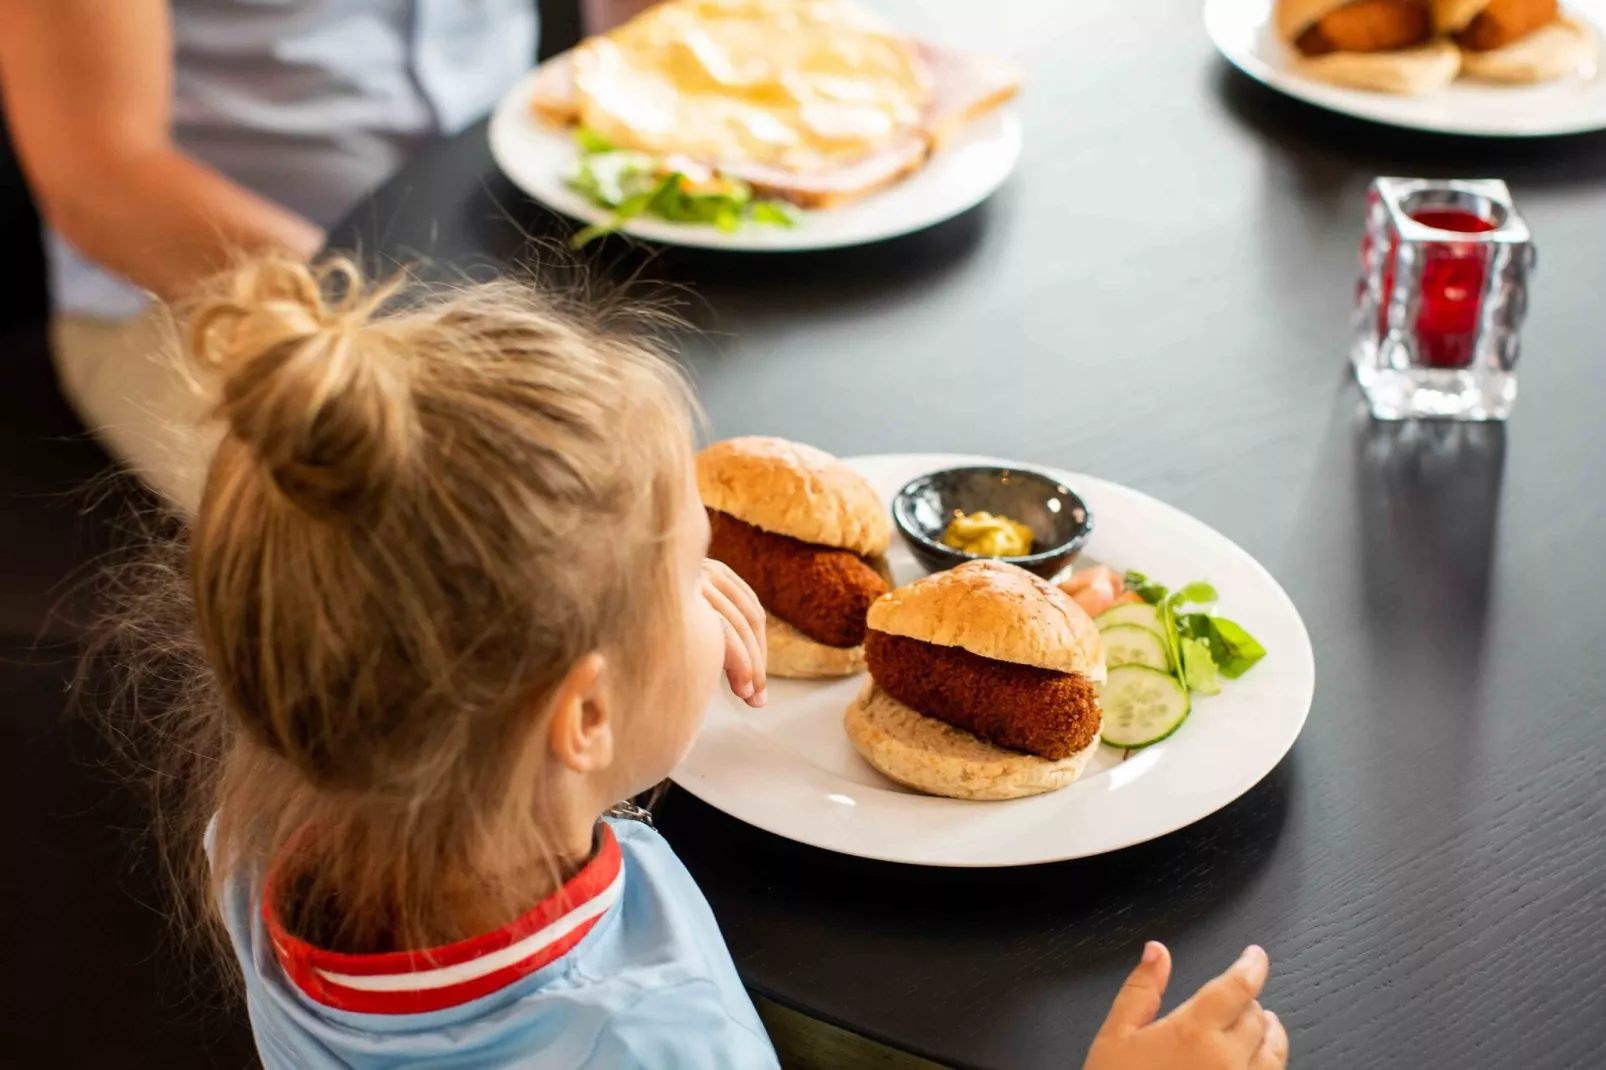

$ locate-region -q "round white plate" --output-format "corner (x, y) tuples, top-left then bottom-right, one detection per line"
(1205, 0), (1606, 137)
(671, 454), (1316, 867)
(487, 67), (1022, 251)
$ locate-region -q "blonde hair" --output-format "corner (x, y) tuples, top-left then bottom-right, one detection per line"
(126, 255), (698, 956)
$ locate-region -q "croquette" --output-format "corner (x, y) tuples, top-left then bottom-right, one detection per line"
(864, 630), (1102, 760)
(1455, 0), (1558, 50)
(1296, 0), (1433, 56)
(707, 510), (888, 648)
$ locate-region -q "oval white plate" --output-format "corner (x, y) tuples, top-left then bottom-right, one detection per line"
(671, 454), (1316, 867)
(487, 67), (1022, 251)
(1205, 0), (1606, 137)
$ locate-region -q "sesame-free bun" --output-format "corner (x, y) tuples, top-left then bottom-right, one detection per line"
(844, 681), (1101, 800)
(866, 560), (1106, 682)
(1276, 0), (1363, 41)
(1432, 0), (1491, 31)
(696, 437), (891, 557)
(1459, 13), (1597, 81)
(1293, 37), (1463, 93)
(767, 616), (866, 679)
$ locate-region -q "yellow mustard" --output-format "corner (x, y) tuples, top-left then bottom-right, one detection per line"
(941, 511), (1034, 558)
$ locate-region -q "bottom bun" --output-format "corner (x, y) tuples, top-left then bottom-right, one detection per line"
(1292, 38), (1461, 96)
(767, 616), (865, 679)
(843, 681), (1102, 801)
(1460, 16), (1597, 84)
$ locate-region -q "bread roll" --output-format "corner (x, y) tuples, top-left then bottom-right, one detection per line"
(1291, 35), (1463, 92)
(844, 681), (1101, 800)
(696, 437), (890, 557)
(866, 560), (1105, 681)
(1459, 13), (1597, 81)
(767, 615), (866, 679)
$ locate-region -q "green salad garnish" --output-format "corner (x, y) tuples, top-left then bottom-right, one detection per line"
(1124, 571), (1268, 696)
(566, 128), (795, 248)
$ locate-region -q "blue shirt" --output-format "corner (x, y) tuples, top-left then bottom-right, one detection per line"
(223, 819), (780, 1069)
(49, 0), (539, 319)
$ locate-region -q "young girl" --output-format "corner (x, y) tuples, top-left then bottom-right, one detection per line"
(149, 255), (1288, 1069)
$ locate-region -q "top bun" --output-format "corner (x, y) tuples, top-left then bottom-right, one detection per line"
(1276, 0), (1364, 41)
(867, 560), (1106, 679)
(696, 437), (891, 557)
(1432, 0), (1490, 33)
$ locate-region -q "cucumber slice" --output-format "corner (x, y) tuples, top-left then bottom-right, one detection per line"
(1099, 665), (1191, 748)
(1100, 624), (1169, 672)
(1095, 602), (1162, 636)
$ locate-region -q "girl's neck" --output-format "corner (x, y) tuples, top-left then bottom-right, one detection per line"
(439, 817), (601, 939)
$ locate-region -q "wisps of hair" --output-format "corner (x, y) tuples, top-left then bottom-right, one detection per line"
(83, 250), (700, 977)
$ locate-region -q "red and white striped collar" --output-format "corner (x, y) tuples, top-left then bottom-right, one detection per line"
(263, 824), (624, 1015)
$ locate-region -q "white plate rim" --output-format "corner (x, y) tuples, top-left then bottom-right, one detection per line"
(671, 453), (1317, 868)
(487, 66), (1024, 252)
(1204, 0), (1606, 138)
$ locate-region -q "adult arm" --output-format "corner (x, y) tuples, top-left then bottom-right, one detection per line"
(583, 0), (662, 33)
(0, 0), (323, 304)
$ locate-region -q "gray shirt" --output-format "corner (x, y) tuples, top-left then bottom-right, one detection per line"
(49, 0), (538, 318)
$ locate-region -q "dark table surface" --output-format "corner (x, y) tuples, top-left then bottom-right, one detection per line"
(327, 3), (1606, 1067)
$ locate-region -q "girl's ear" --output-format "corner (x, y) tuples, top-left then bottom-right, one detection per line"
(546, 653), (615, 774)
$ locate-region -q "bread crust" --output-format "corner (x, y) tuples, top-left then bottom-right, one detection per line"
(865, 560), (1106, 681)
(1459, 13), (1595, 80)
(767, 615), (866, 679)
(844, 681), (1101, 800)
(697, 437), (890, 557)
(1292, 36), (1463, 92)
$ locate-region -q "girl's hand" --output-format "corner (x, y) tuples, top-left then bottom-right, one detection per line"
(1083, 943), (1288, 1070)
(702, 560), (767, 708)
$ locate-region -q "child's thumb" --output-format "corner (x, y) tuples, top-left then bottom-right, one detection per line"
(1098, 942), (1172, 1037)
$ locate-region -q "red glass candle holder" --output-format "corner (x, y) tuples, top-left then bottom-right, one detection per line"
(1354, 179), (1535, 421)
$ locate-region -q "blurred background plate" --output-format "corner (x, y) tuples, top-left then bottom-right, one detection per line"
(1205, 0), (1606, 137)
(672, 454), (1316, 867)
(488, 66), (1023, 251)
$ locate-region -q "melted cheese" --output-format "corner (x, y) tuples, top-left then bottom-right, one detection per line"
(571, 0), (933, 172)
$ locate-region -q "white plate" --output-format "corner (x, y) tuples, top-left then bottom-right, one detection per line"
(487, 67), (1023, 251)
(1205, 0), (1606, 137)
(671, 454), (1316, 867)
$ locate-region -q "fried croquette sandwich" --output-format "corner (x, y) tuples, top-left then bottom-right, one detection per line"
(1277, 0), (1462, 94)
(845, 560), (1107, 801)
(1433, 0), (1598, 82)
(699, 437), (891, 679)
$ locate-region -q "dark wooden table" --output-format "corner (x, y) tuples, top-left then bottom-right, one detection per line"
(6, 2), (1604, 1068)
(326, 2), (1606, 1066)
(329, 3), (1606, 1066)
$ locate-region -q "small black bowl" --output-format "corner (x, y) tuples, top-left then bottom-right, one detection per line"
(892, 465), (1094, 579)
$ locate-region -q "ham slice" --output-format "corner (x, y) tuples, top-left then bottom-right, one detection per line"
(529, 43), (1021, 209)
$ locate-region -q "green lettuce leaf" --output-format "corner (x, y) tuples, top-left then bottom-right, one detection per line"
(750, 200), (795, 227)
(570, 150), (658, 209)
(1180, 637), (1222, 695)
(1209, 617), (1267, 679)
(1123, 570), (1169, 605)
(573, 127), (616, 155)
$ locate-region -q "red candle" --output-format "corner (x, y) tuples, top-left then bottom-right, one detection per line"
(1375, 208), (1497, 369)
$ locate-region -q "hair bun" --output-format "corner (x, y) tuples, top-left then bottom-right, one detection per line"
(190, 257), (416, 520)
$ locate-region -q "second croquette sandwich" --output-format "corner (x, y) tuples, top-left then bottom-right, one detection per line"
(845, 560), (1107, 801)
(1277, 0), (1463, 94)
(1432, 0), (1597, 83)
(699, 437), (892, 679)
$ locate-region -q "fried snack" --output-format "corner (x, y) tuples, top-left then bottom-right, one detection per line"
(864, 630), (1102, 760)
(707, 510), (887, 649)
(1296, 0), (1435, 56)
(1454, 0), (1559, 49)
